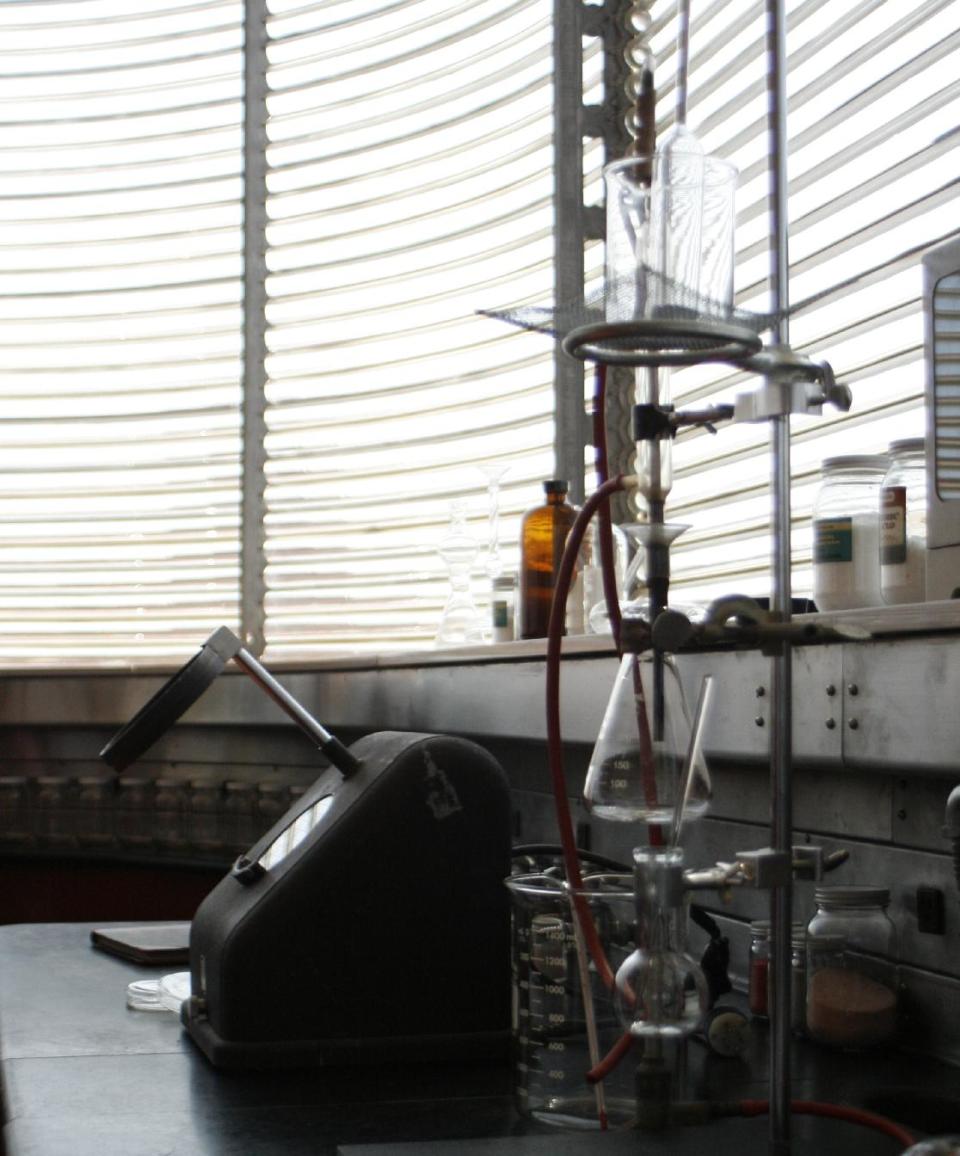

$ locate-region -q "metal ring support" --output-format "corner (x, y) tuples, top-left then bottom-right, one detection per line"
(562, 319), (763, 367)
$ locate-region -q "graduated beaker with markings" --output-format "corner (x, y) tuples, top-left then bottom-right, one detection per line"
(506, 872), (636, 1129)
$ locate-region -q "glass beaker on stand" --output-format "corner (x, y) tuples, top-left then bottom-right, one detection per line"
(604, 149), (737, 325)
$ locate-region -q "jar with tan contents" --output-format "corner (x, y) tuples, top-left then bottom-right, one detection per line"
(805, 885), (899, 1050)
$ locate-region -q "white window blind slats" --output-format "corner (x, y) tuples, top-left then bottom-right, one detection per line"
(0, 1), (949, 662)
(267, 0), (485, 49)
(267, 379), (550, 438)
(269, 11), (547, 106)
(0, 0), (243, 664)
(266, 347), (547, 405)
(260, 0), (557, 657)
(0, 2), (236, 32)
(643, 0), (956, 606)
(265, 243), (552, 330)
(268, 97), (550, 182)
(266, 225), (551, 303)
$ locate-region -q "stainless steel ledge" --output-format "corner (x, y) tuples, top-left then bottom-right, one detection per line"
(0, 605), (958, 774)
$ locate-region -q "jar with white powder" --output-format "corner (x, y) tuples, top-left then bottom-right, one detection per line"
(812, 455), (888, 611)
(881, 438), (926, 604)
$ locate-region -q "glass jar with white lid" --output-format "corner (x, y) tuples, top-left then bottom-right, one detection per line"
(805, 885), (898, 1050)
(880, 437), (926, 604)
(812, 454), (888, 611)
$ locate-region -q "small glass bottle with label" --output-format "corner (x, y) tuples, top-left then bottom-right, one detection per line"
(748, 920), (770, 1018)
(490, 573), (516, 642)
(880, 437), (926, 605)
(812, 455), (888, 611)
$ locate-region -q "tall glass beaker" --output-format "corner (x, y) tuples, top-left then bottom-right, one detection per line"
(604, 150), (737, 324)
(604, 155), (653, 324)
(506, 872), (636, 1129)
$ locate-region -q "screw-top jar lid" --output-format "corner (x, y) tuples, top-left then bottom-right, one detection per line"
(821, 454), (889, 474)
(888, 437), (925, 457)
(542, 478), (569, 494)
(749, 920), (806, 938)
(814, 884), (890, 907)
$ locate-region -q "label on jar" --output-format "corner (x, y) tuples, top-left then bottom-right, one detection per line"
(813, 517), (853, 563)
(880, 485), (907, 564)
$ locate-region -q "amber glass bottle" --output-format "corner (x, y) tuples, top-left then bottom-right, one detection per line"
(519, 479), (578, 639)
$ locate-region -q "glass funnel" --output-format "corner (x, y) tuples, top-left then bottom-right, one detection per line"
(622, 521), (688, 619)
(583, 647), (710, 827)
(587, 522), (691, 634)
(475, 459), (510, 581)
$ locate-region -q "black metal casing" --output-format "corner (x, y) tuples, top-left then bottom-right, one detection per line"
(182, 730), (512, 1069)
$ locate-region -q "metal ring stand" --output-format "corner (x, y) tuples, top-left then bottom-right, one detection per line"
(564, 1), (796, 1150)
(567, 264), (799, 1156)
(562, 318), (763, 368)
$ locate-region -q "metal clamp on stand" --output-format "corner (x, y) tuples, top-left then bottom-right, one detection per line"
(735, 345), (853, 422)
(633, 401), (736, 442)
(651, 595), (871, 656)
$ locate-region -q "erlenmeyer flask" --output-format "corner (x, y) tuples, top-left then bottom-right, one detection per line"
(583, 648), (710, 827)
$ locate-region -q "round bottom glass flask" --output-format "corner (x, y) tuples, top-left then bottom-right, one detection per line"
(614, 848), (708, 1041)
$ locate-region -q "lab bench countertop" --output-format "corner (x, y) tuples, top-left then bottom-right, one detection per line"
(0, 922), (955, 1156)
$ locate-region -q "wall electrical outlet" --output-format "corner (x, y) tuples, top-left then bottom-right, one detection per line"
(917, 886), (946, 935)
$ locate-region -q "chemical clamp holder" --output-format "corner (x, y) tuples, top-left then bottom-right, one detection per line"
(100, 628), (512, 1069)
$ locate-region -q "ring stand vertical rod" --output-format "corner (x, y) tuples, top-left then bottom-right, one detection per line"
(649, 533), (668, 743)
(232, 647), (362, 778)
(675, 0), (691, 126)
(643, 364), (669, 746)
(765, 0), (794, 1152)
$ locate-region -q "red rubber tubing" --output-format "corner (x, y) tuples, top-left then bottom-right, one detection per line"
(591, 364), (624, 650)
(545, 474), (625, 992)
(738, 1098), (915, 1149)
(586, 1029), (634, 1083)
